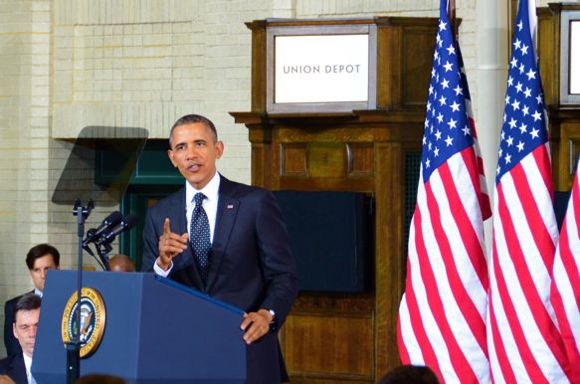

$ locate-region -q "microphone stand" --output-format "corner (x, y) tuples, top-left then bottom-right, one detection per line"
(67, 199), (94, 384)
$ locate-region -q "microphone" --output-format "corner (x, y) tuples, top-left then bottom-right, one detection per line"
(82, 211), (123, 247)
(95, 214), (139, 246)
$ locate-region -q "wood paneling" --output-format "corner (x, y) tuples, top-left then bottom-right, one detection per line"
(232, 17), (436, 383)
(539, 5), (580, 189)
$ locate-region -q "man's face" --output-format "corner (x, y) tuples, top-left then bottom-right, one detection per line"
(13, 308), (40, 358)
(29, 254), (58, 292)
(168, 122), (224, 190)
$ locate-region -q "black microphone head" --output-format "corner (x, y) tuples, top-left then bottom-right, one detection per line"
(96, 213), (139, 245)
(103, 211), (123, 226)
(124, 214), (139, 230)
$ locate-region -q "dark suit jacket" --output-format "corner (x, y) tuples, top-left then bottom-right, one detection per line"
(4, 292), (33, 357)
(142, 176), (298, 384)
(0, 353), (27, 384)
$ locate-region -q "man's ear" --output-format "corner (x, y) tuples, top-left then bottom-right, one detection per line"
(215, 141), (224, 159)
(12, 323), (18, 340)
(167, 149), (177, 168)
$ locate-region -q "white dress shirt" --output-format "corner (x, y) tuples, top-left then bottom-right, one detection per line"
(23, 352), (36, 384)
(154, 172), (221, 277)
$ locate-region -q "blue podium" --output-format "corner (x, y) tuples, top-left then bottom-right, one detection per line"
(32, 270), (246, 383)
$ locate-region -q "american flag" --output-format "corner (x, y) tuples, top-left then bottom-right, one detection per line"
(550, 158), (580, 380)
(487, 0), (573, 382)
(397, 0), (491, 382)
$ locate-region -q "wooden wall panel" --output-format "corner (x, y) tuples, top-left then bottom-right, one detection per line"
(284, 314), (374, 379)
(232, 17), (436, 383)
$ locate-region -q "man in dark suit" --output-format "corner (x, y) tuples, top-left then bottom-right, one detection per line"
(142, 114), (298, 383)
(0, 293), (41, 384)
(3, 244), (60, 356)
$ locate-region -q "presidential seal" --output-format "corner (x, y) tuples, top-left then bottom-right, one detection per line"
(61, 287), (106, 358)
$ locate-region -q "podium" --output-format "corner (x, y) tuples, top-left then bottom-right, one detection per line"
(32, 270), (247, 384)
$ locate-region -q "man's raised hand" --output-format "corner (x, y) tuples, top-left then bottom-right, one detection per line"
(156, 218), (188, 271)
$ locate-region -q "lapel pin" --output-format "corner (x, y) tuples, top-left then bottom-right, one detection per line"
(227, 204), (234, 209)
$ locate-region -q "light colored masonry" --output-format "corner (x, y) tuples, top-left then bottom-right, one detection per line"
(0, 0), (552, 356)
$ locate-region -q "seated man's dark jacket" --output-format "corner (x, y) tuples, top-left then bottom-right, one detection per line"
(0, 353), (27, 384)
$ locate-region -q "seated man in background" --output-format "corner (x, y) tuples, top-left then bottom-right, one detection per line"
(3, 244), (59, 356)
(108, 254), (135, 272)
(0, 294), (41, 384)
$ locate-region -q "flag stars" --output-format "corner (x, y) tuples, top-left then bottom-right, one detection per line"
(439, 95), (447, 106)
(517, 20), (523, 31)
(530, 127), (540, 139)
(435, 130), (442, 140)
(519, 63), (525, 74)
(526, 68), (536, 80)
(532, 110), (542, 121)
(536, 94), (543, 105)
(515, 82), (523, 93)
(450, 101), (460, 112)
(448, 118), (457, 129)
(462, 125), (471, 136)
(446, 44), (456, 55)
(508, 76), (514, 86)
(505, 154), (512, 164)
(519, 123), (528, 134)
(510, 58), (518, 68)
(454, 84), (463, 96)
(443, 61), (454, 72)
(445, 136), (454, 147)
(511, 99), (520, 111)
(508, 118), (518, 129)
(439, 20), (447, 31)
(514, 38), (522, 50)
(524, 87), (532, 98)
(522, 105), (529, 116)
(517, 141), (525, 152)
(433, 147), (440, 157)
(441, 78), (450, 89)
(506, 136), (514, 147)
(520, 44), (529, 55)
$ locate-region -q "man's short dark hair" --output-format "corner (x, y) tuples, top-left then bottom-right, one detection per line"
(169, 114), (218, 147)
(25, 243), (60, 270)
(13, 293), (41, 321)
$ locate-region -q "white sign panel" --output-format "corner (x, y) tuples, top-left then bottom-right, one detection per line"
(571, 21), (580, 94)
(274, 34), (369, 103)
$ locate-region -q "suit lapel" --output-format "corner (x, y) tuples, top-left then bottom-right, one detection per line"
(206, 178), (239, 291)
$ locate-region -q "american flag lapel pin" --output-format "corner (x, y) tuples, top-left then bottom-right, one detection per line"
(227, 204), (234, 209)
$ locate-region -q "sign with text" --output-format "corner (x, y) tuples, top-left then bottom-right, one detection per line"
(571, 20), (579, 94)
(274, 34), (369, 103)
